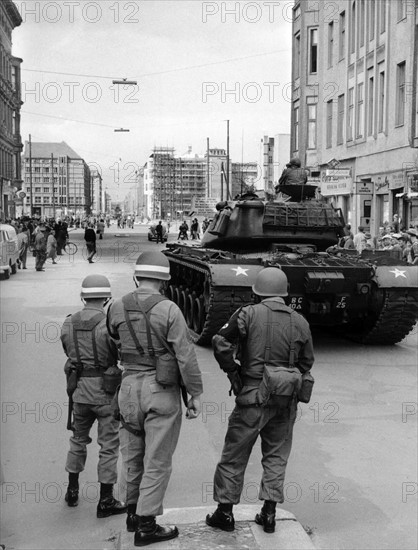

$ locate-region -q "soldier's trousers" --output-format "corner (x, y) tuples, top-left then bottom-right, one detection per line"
(213, 402), (297, 504)
(65, 402), (119, 484)
(118, 371), (182, 516)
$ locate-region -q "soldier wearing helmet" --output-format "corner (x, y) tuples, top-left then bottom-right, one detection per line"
(206, 267), (314, 534)
(275, 156), (308, 191)
(60, 274), (126, 517)
(106, 251), (203, 546)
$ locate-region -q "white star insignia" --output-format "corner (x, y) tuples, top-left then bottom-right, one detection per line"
(232, 266), (249, 276)
(389, 268), (407, 278)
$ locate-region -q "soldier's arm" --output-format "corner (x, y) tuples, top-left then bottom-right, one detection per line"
(106, 302), (120, 340)
(211, 308), (243, 373)
(297, 322), (315, 374)
(166, 304), (203, 397)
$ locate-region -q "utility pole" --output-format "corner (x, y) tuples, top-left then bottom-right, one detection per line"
(29, 134), (33, 216)
(206, 137), (210, 198)
(226, 119), (230, 200)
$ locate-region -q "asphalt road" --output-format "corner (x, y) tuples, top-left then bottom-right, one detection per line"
(1, 224), (417, 550)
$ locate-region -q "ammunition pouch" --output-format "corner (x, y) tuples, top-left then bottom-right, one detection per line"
(155, 353), (180, 386)
(297, 371), (315, 403)
(102, 366), (122, 394)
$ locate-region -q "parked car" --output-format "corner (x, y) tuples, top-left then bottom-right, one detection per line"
(0, 224), (19, 279)
(148, 224), (168, 242)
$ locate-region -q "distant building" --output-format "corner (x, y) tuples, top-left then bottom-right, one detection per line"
(90, 169), (104, 215)
(0, 0), (23, 220)
(291, 0), (418, 231)
(205, 147), (231, 201)
(231, 161), (259, 198)
(22, 141), (91, 218)
(261, 134), (291, 194)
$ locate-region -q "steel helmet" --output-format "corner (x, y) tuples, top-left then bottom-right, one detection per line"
(134, 251), (171, 280)
(252, 267), (288, 297)
(80, 274), (111, 299)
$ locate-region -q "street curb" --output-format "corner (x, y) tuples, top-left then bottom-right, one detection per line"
(115, 505), (315, 549)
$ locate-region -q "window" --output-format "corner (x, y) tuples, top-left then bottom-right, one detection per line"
(378, 69), (385, 132)
(397, 0), (406, 21)
(359, 0), (365, 48)
(34, 177), (41, 183)
(34, 197), (41, 204)
(348, 88), (355, 139)
(43, 177), (49, 183)
(328, 22), (334, 68)
(294, 4), (301, 19)
(396, 61), (406, 126)
(43, 197), (49, 204)
(293, 105), (299, 151)
(380, 0), (386, 33)
(350, 2), (356, 54)
(44, 167), (49, 173)
(307, 104), (317, 149)
(43, 187), (49, 193)
(326, 100), (333, 148)
(339, 11), (346, 59)
(337, 94), (345, 144)
(368, 0), (375, 41)
(34, 167), (40, 173)
(368, 75), (374, 136)
(34, 187), (41, 192)
(310, 28), (318, 73)
(294, 34), (301, 78)
(356, 82), (364, 138)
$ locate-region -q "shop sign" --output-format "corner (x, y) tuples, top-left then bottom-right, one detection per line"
(356, 181), (374, 194)
(321, 170), (353, 196)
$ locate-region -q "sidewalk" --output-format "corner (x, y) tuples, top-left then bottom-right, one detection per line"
(115, 505), (315, 550)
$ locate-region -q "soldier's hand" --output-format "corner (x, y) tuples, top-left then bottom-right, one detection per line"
(186, 396), (201, 419)
(227, 371), (243, 396)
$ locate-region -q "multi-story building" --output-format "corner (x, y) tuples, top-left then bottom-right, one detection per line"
(0, 0), (23, 220)
(291, 0), (418, 232)
(231, 161), (259, 197)
(22, 141), (91, 218)
(90, 169), (104, 215)
(260, 134), (291, 193)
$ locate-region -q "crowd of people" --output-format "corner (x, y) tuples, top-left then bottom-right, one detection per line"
(336, 219), (418, 265)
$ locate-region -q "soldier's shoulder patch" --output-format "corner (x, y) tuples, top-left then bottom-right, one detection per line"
(220, 322), (229, 330)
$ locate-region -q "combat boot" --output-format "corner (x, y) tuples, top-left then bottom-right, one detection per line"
(96, 483), (127, 518)
(255, 500), (276, 533)
(65, 473), (79, 507)
(134, 516), (179, 547)
(206, 504), (235, 532)
(127, 503), (140, 532)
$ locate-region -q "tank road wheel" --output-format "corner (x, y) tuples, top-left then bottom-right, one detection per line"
(173, 286), (181, 306)
(185, 291), (195, 328)
(167, 285), (175, 302)
(193, 296), (206, 334)
(179, 288), (187, 316)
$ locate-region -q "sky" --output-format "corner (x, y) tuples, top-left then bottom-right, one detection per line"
(13, 0), (294, 200)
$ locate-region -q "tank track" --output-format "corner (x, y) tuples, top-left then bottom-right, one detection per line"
(351, 288), (418, 345)
(164, 256), (253, 345)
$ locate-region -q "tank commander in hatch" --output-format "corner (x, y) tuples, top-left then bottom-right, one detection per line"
(275, 157), (308, 193)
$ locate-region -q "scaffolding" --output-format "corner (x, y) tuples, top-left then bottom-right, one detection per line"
(151, 147), (175, 220)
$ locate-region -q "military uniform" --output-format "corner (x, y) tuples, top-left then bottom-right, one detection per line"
(34, 229), (47, 271)
(211, 297), (314, 505)
(61, 304), (120, 484)
(107, 291), (203, 517)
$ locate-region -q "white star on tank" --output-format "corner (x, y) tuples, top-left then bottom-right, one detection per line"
(231, 267), (249, 276)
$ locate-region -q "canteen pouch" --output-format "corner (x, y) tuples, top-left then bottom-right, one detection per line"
(297, 371), (314, 403)
(155, 353), (180, 386)
(103, 366), (122, 394)
(110, 385), (121, 421)
(256, 365), (302, 407)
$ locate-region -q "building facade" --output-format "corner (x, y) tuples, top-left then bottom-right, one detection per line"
(22, 141), (91, 218)
(291, 0), (418, 232)
(0, 0), (23, 220)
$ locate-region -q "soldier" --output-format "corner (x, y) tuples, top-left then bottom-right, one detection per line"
(406, 228), (418, 264)
(106, 251), (203, 546)
(34, 223), (47, 271)
(206, 267), (314, 534)
(61, 274), (126, 518)
(276, 157), (308, 189)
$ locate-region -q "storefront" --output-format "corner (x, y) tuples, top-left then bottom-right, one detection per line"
(319, 168), (353, 224)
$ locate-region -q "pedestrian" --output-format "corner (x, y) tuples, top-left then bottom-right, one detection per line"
(106, 251), (203, 546)
(353, 226), (367, 253)
(178, 221), (188, 240)
(55, 221), (68, 256)
(96, 219), (105, 240)
(16, 225), (29, 269)
(406, 228), (418, 265)
(84, 223), (97, 263)
(191, 218), (200, 239)
(275, 157), (308, 190)
(34, 224), (47, 271)
(61, 275), (126, 518)
(155, 221), (164, 244)
(206, 267), (314, 534)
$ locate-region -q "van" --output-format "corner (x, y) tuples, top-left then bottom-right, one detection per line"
(0, 224), (19, 279)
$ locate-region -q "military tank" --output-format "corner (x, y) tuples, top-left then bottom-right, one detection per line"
(163, 184), (418, 345)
